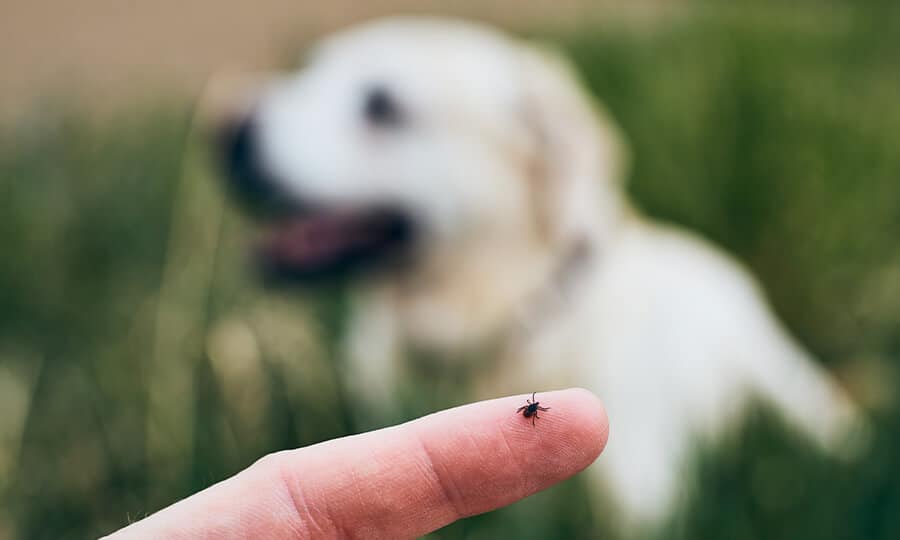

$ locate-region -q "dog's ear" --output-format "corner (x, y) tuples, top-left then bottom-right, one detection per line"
(516, 43), (629, 248)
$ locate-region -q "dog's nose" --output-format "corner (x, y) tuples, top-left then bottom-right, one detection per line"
(222, 115), (255, 175)
(217, 115), (289, 216)
(218, 115), (269, 198)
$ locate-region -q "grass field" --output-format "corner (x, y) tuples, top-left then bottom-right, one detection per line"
(1, 1), (899, 538)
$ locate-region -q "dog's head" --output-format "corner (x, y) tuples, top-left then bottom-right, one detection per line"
(217, 17), (627, 286)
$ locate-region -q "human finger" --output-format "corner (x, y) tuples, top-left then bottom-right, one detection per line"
(105, 388), (608, 539)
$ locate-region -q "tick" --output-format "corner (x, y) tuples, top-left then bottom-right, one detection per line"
(517, 392), (551, 426)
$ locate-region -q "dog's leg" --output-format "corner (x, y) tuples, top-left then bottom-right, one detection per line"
(744, 316), (867, 457)
(690, 269), (870, 457)
(585, 396), (691, 531)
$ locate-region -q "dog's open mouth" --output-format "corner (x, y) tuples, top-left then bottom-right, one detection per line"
(215, 115), (415, 282)
(255, 206), (415, 283)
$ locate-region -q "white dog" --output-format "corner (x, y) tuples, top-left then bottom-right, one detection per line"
(216, 17), (863, 528)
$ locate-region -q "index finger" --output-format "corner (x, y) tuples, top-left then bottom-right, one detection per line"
(107, 388), (608, 539)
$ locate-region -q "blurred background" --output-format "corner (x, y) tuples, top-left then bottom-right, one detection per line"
(2, 0), (899, 538)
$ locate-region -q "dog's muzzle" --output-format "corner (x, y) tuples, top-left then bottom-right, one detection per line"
(216, 115), (416, 284)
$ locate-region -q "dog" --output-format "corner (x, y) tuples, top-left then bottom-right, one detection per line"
(214, 16), (863, 528)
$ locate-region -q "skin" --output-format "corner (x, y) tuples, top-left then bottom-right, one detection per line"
(104, 388), (608, 539)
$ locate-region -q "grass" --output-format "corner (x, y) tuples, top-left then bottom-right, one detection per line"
(1, 1), (899, 538)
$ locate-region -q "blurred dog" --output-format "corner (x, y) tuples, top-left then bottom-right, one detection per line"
(215, 17), (863, 527)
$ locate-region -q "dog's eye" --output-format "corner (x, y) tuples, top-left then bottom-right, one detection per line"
(363, 86), (402, 127)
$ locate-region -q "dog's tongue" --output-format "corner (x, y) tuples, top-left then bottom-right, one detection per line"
(260, 213), (364, 269)
(257, 209), (410, 276)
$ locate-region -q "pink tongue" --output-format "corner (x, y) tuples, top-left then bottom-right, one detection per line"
(262, 214), (350, 266)
(260, 212), (385, 268)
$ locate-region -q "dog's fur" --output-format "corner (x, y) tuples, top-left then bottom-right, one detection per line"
(218, 17), (863, 527)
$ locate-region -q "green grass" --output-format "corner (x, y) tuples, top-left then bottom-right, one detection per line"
(2, 1), (899, 538)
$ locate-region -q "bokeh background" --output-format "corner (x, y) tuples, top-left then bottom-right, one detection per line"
(2, 0), (900, 538)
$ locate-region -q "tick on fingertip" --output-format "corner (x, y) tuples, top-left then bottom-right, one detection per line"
(516, 392), (550, 426)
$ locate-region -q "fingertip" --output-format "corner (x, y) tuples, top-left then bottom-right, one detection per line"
(567, 387), (610, 458)
(501, 388), (608, 481)
(550, 388), (609, 471)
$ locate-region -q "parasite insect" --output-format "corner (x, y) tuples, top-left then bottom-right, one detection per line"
(517, 392), (551, 426)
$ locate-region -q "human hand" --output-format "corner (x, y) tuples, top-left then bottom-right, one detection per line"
(104, 388), (608, 539)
